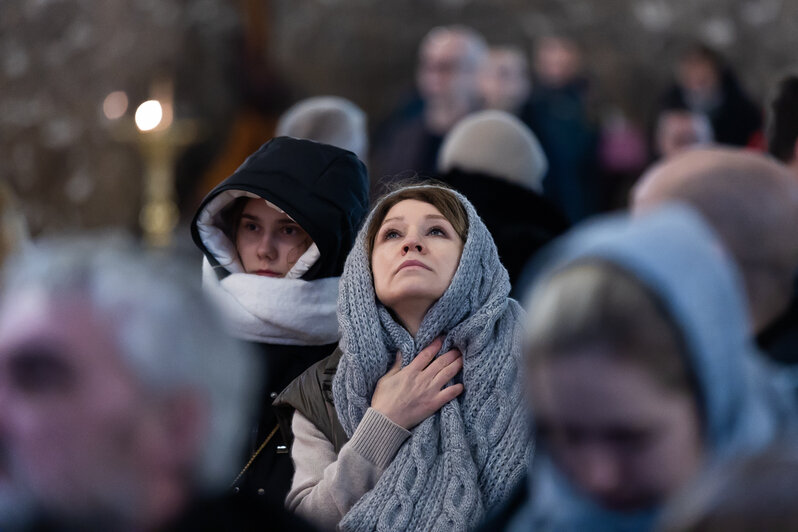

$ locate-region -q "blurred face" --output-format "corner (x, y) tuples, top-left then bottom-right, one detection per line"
(656, 112), (706, 159)
(529, 350), (703, 511)
(236, 198), (312, 277)
(417, 32), (481, 107)
(534, 38), (582, 88)
(678, 57), (720, 99)
(479, 49), (531, 112)
(0, 292), (154, 521)
(371, 199), (464, 316)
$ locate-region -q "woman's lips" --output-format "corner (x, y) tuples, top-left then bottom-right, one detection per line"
(397, 259), (431, 272)
(255, 270), (281, 277)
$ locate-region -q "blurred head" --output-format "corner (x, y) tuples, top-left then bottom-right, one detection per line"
(276, 96), (368, 160)
(676, 45), (723, 107)
(659, 445), (798, 532)
(526, 261), (703, 511)
(767, 75), (798, 172)
(632, 148), (798, 332)
(417, 26), (487, 115)
(478, 46), (531, 113)
(367, 186), (468, 328)
(0, 236), (259, 529)
(231, 197), (313, 277)
(534, 36), (583, 88)
(438, 110), (548, 192)
(655, 109), (714, 160)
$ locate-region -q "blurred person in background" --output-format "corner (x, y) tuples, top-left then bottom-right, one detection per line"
(278, 183), (530, 531)
(276, 96), (369, 161)
(633, 148), (798, 367)
(191, 137), (369, 503)
(437, 110), (569, 294)
(371, 25), (487, 187)
(660, 43), (761, 148)
(0, 235), (315, 531)
(483, 205), (794, 531)
(768, 74), (798, 180)
(478, 46), (532, 117)
(653, 107), (714, 160)
(525, 35), (600, 223)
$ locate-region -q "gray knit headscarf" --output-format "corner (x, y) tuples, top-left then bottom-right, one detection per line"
(333, 185), (531, 531)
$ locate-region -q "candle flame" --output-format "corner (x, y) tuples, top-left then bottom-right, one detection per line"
(135, 100), (163, 132)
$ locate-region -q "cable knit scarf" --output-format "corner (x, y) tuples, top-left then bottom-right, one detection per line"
(333, 186), (531, 531)
(201, 258), (340, 346)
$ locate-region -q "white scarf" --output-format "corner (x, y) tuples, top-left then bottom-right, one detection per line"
(202, 258), (340, 346)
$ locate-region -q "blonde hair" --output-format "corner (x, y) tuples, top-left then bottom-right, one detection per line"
(526, 261), (693, 393)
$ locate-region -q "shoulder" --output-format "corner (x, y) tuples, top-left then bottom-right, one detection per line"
(274, 348), (348, 451)
(274, 348), (341, 411)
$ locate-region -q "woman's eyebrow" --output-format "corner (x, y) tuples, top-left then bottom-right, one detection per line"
(426, 214), (447, 221)
(241, 213), (260, 222)
(381, 216), (404, 225)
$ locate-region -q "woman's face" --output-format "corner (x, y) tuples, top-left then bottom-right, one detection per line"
(529, 350), (703, 512)
(371, 199), (464, 313)
(235, 198), (312, 277)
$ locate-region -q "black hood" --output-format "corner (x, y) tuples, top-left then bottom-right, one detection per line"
(191, 136), (369, 280)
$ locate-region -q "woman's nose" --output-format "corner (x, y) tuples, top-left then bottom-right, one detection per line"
(402, 235), (423, 254)
(256, 234), (277, 260)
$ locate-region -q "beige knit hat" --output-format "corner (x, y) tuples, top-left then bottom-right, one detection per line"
(437, 110), (548, 192)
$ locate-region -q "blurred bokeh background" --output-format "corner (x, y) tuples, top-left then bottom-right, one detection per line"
(2, 0), (797, 237)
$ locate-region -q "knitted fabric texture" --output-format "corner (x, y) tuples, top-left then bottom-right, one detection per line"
(332, 186), (531, 531)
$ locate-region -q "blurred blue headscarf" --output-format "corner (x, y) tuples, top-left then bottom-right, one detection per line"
(512, 204), (795, 532)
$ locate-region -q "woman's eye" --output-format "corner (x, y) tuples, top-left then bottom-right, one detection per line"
(384, 230), (401, 240)
(283, 226), (296, 235)
(243, 222), (258, 232)
(428, 226), (447, 236)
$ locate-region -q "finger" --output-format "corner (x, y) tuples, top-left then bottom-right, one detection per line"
(386, 352), (403, 376)
(409, 337), (444, 370)
(423, 348), (461, 377)
(432, 356), (463, 389)
(435, 383), (464, 406)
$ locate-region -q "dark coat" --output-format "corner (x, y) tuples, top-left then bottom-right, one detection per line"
(437, 168), (570, 297)
(19, 492), (321, 532)
(189, 137), (369, 502)
(519, 78), (600, 223)
(370, 102), (443, 194)
(660, 70), (762, 148)
(234, 343), (338, 502)
(273, 348), (348, 454)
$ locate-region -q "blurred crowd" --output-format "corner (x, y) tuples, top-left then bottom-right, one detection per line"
(2, 23), (798, 532)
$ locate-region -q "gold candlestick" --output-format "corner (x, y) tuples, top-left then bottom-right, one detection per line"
(107, 80), (201, 247)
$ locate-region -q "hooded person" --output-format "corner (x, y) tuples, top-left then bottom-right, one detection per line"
(481, 205), (794, 531)
(275, 183), (531, 531)
(190, 136), (370, 503)
(436, 110), (569, 295)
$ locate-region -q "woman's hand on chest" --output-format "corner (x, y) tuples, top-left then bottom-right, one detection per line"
(370, 337), (464, 430)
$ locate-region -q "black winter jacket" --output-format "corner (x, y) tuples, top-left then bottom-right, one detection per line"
(190, 137), (369, 502)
